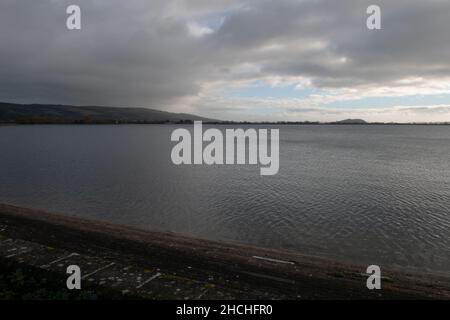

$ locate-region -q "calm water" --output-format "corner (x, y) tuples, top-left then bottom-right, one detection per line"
(1, 125), (449, 273)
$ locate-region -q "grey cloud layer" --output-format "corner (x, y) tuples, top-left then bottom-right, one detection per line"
(1, 0), (449, 117)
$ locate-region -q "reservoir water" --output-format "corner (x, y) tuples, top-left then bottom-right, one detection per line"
(1, 125), (449, 273)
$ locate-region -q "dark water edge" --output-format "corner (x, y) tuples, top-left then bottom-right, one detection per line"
(2, 203), (449, 299)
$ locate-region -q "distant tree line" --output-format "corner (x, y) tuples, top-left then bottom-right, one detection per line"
(3, 117), (199, 125)
(1, 117), (449, 125)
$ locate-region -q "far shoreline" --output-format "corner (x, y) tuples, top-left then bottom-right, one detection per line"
(1, 122), (450, 126)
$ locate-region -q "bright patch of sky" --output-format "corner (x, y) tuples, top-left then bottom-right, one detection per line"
(226, 81), (450, 111)
(193, 7), (236, 33)
(325, 94), (450, 109)
(226, 81), (320, 99)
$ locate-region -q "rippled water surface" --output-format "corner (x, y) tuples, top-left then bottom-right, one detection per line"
(1, 125), (449, 272)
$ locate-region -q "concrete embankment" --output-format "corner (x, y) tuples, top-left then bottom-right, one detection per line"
(0, 203), (449, 300)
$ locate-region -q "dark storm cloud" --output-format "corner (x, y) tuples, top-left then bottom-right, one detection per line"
(0, 0), (449, 111)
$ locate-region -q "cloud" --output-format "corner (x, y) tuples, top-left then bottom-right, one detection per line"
(187, 22), (214, 37)
(1, 0), (450, 121)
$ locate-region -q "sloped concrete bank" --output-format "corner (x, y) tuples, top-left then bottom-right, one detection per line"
(0, 203), (449, 300)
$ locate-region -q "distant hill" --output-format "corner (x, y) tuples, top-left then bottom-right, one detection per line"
(0, 102), (215, 124)
(333, 119), (367, 124)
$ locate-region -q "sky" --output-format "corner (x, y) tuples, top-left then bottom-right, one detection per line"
(1, 0), (450, 122)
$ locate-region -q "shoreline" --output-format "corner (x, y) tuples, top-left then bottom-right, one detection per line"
(2, 123), (450, 126)
(1, 203), (449, 299)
